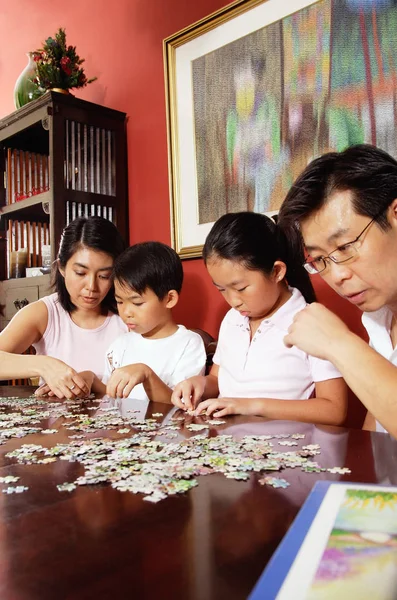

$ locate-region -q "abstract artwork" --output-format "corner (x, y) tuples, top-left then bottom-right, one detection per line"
(165, 0), (397, 257)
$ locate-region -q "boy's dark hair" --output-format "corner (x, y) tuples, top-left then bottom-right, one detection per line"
(279, 144), (397, 233)
(113, 241), (184, 299)
(202, 211), (315, 303)
(54, 216), (126, 313)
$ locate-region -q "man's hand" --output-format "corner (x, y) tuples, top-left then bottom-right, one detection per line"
(284, 303), (351, 361)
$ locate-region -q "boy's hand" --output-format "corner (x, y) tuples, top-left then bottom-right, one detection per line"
(171, 376), (206, 411)
(106, 363), (150, 398)
(195, 397), (250, 418)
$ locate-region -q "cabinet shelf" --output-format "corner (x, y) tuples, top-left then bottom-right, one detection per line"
(0, 92), (128, 308)
(0, 191), (51, 221)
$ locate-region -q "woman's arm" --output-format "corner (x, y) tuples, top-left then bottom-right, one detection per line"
(196, 377), (347, 426)
(0, 300), (88, 397)
(0, 300), (47, 353)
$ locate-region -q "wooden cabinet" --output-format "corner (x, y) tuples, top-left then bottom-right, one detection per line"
(0, 91), (128, 325)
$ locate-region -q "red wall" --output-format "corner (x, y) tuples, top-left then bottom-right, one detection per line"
(0, 0), (367, 425)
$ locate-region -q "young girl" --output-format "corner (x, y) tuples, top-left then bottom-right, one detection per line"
(0, 216), (127, 399)
(171, 212), (347, 425)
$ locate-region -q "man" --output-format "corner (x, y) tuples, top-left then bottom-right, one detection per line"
(280, 144), (397, 437)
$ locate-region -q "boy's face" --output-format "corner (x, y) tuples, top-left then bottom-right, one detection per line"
(301, 191), (397, 313)
(114, 280), (174, 339)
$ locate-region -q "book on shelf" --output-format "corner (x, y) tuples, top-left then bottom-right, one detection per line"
(249, 480), (397, 600)
(5, 148), (49, 204)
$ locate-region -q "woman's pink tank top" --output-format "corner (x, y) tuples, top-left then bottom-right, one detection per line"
(33, 293), (127, 378)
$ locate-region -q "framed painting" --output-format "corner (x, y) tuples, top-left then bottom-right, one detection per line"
(164, 0), (397, 258)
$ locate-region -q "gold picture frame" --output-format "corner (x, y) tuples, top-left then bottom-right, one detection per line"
(164, 0), (397, 257)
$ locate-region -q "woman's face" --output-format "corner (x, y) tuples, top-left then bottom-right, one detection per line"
(59, 246), (114, 312)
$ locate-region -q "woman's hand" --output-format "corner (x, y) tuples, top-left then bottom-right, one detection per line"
(35, 358), (90, 399)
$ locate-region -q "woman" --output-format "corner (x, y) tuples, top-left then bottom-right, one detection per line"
(0, 216), (127, 398)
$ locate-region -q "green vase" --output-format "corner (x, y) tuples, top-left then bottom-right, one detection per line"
(14, 53), (42, 109)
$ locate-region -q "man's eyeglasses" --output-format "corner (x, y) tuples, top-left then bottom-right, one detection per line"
(303, 215), (379, 275)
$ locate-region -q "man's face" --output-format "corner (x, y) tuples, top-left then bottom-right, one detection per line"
(300, 190), (397, 313)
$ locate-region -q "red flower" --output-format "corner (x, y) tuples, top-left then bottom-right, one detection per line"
(60, 56), (72, 76)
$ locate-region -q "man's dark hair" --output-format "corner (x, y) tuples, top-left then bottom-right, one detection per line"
(203, 211), (315, 303)
(54, 216), (126, 313)
(279, 144), (397, 233)
(113, 241), (184, 299)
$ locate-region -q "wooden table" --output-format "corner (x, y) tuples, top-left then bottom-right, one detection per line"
(0, 386), (395, 600)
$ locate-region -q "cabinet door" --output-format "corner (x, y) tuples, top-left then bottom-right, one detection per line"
(5, 286), (39, 321)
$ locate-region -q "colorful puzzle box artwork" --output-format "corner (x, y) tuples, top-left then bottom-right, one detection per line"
(250, 481), (397, 600)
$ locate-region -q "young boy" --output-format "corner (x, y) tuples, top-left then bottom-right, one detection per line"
(94, 241), (206, 403)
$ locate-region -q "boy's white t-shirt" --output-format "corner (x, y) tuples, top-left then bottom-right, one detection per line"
(102, 325), (206, 400)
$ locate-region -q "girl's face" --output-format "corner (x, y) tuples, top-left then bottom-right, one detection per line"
(206, 256), (289, 321)
(59, 247), (114, 312)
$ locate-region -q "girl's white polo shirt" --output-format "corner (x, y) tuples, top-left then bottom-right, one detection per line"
(213, 287), (341, 400)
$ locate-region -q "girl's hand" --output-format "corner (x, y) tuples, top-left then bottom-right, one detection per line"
(106, 363), (150, 398)
(195, 397), (250, 418)
(37, 358), (90, 399)
(171, 376), (207, 411)
(284, 303), (350, 361)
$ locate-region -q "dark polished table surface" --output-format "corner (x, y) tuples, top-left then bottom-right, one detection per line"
(0, 386), (395, 600)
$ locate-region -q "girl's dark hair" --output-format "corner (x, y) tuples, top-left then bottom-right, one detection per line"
(203, 211), (316, 303)
(54, 216), (126, 313)
(114, 241), (183, 299)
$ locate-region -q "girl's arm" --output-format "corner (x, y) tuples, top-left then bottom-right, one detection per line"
(196, 377), (348, 426)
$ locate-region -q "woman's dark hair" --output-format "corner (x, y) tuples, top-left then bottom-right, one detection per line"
(113, 241), (184, 299)
(203, 211), (315, 303)
(54, 216), (126, 313)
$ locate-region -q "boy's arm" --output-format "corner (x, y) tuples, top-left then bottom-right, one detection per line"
(105, 363), (173, 403)
(91, 374), (106, 397)
(362, 410), (376, 431)
(171, 333), (207, 382)
(142, 367), (173, 404)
